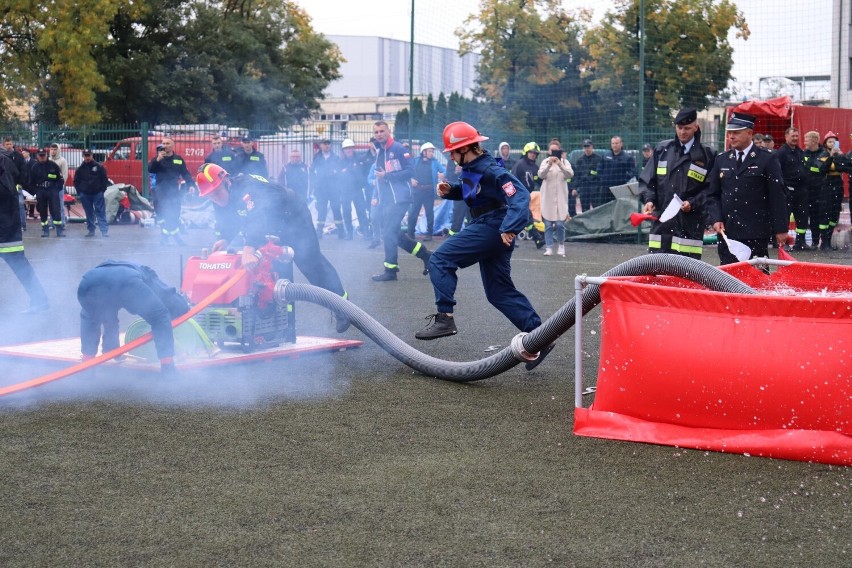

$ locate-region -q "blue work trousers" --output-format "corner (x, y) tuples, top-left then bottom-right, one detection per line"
(428, 212), (541, 332)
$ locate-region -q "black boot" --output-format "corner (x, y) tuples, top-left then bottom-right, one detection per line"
(793, 234), (808, 251)
(371, 268), (398, 282)
(820, 230), (833, 250)
(41, 225), (50, 238)
(56, 225), (66, 238)
(415, 313), (458, 340)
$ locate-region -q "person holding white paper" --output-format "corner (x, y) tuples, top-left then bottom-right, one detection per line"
(638, 108), (716, 259)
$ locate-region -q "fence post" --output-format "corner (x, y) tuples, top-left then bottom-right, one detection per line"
(141, 122), (150, 198)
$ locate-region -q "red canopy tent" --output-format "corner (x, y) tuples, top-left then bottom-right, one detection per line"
(729, 96), (852, 195)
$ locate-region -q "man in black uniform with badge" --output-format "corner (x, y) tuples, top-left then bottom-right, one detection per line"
(639, 108), (715, 259)
(705, 112), (789, 264)
(204, 133), (236, 170)
(775, 127), (806, 250)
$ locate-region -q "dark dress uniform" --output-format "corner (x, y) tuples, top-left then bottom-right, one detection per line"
(149, 152), (193, 243)
(705, 144), (789, 264)
(639, 130), (715, 259)
(77, 260), (189, 369)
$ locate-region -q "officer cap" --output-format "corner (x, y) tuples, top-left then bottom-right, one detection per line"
(82, 149), (93, 156)
(642, 143), (653, 151)
(240, 136), (253, 143)
(36, 147), (47, 155)
(582, 139), (593, 147)
(726, 112), (756, 131)
(674, 108), (697, 125)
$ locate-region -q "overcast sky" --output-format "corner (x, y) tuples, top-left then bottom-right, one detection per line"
(295, 0), (832, 100)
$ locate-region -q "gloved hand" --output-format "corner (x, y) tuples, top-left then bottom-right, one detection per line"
(241, 248), (261, 271)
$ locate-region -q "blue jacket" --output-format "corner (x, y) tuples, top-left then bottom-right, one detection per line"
(442, 152), (530, 234)
(374, 137), (413, 204)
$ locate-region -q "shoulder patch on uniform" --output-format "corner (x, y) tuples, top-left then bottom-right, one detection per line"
(502, 181), (516, 197)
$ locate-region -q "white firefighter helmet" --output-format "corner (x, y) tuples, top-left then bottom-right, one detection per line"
(341, 139), (356, 149)
(420, 142), (436, 153)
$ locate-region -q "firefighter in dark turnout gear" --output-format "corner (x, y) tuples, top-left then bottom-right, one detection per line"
(801, 131), (833, 250)
(30, 148), (65, 237)
(233, 137), (268, 178)
(639, 108), (715, 259)
(196, 164), (351, 333)
(570, 139), (604, 211)
(823, 132), (844, 245)
(370, 121), (432, 281)
(0, 152), (49, 313)
(149, 137), (194, 244)
(775, 127), (807, 250)
(77, 261), (190, 374)
(416, 122), (552, 370)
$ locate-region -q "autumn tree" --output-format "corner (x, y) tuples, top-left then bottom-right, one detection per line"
(457, 0), (591, 136)
(584, 0), (749, 129)
(0, 0), (136, 126)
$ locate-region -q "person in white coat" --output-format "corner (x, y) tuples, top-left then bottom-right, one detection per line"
(537, 140), (574, 256)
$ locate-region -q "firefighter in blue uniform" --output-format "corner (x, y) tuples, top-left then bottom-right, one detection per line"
(370, 120), (433, 281)
(638, 108), (715, 259)
(195, 164), (351, 333)
(77, 260), (190, 375)
(149, 137), (195, 245)
(415, 122), (552, 369)
(30, 147), (66, 237)
(0, 152), (49, 313)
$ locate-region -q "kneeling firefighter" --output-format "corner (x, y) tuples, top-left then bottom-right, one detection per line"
(77, 261), (190, 375)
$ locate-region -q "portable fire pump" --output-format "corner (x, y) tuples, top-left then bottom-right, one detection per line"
(181, 239), (295, 352)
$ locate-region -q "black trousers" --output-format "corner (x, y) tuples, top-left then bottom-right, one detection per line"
(407, 189), (435, 237)
(3, 251), (49, 308)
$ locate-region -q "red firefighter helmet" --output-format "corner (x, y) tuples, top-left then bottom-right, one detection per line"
(823, 131), (839, 144)
(442, 121), (489, 152)
(196, 163), (229, 197)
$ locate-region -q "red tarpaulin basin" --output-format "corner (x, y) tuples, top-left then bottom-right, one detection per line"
(574, 261), (852, 466)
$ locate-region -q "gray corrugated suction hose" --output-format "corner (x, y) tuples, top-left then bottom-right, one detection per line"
(275, 254), (756, 382)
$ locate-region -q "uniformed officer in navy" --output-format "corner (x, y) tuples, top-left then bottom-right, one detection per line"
(638, 108), (715, 259)
(234, 136), (268, 178)
(77, 260), (190, 375)
(705, 112), (789, 264)
(204, 133), (236, 169)
(149, 137), (195, 245)
(415, 121), (552, 370)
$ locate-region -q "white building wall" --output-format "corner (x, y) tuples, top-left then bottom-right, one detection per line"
(326, 35), (479, 99)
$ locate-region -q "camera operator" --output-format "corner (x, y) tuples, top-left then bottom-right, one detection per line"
(149, 137), (195, 245)
(537, 140), (573, 257)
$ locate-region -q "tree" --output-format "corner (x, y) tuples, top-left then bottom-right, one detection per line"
(1, 0), (341, 127)
(457, 0), (591, 135)
(0, 0), (136, 126)
(584, 0), (749, 129)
